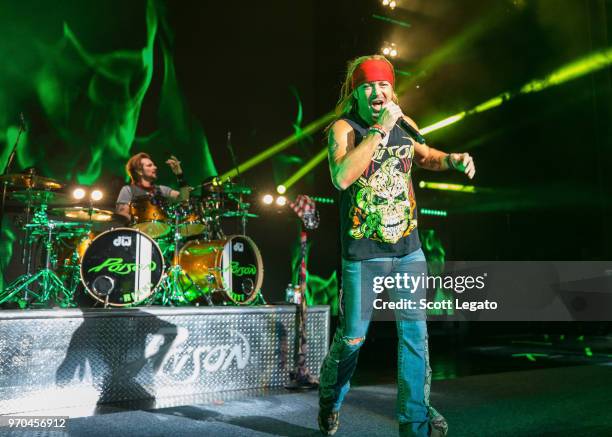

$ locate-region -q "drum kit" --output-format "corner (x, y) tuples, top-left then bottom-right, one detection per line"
(0, 171), (264, 308)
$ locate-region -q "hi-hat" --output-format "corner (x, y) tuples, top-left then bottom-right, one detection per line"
(0, 174), (63, 190)
(50, 206), (115, 222)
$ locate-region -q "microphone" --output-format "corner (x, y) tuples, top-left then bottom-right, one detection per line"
(19, 112), (26, 132)
(396, 118), (426, 144)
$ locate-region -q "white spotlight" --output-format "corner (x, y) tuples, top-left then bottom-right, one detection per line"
(276, 196), (287, 206)
(73, 188), (86, 200)
(390, 49), (398, 57)
(262, 194), (274, 205)
(389, 1), (397, 9)
(383, 47), (390, 55)
(91, 190), (103, 201)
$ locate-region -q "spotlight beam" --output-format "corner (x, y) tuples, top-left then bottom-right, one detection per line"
(371, 14), (411, 28)
(281, 148), (328, 191)
(219, 6), (507, 183)
(279, 45), (612, 190)
(218, 113), (335, 182)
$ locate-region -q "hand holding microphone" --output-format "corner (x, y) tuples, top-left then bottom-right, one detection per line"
(377, 102), (427, 143)
(376, 102), (403, 134)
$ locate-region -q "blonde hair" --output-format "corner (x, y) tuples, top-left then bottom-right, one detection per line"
(333, 54), (398, 118)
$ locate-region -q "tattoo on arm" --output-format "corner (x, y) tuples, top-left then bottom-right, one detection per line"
(328, 130), (339, 155)
(418, 146), (447, 170)
(426, 155), (444, 170)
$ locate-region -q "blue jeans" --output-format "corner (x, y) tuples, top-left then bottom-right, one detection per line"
(319, 248), (431, 437)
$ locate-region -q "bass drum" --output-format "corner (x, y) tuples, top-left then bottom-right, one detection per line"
(80, 228), (164, 306)
(178, 235), (263, 305)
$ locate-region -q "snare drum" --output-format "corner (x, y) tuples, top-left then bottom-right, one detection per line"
(80, 228), (164, 306)
(130, 196), (171, 238)
(177, 235), (263, 305)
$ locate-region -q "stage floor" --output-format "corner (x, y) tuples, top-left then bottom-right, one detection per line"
(10, 364), (611, 436)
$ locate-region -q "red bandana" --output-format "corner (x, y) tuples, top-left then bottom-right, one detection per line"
(351, 59), (395, 90)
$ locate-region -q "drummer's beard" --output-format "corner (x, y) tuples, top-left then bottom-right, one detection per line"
(139, 172), (157, 185)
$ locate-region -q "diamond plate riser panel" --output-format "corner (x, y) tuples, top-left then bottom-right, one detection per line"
(0, 306), (329, 414)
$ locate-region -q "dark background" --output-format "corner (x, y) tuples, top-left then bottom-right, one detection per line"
(1, 0), (611, 315)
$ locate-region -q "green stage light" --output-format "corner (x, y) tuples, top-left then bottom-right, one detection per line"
(394, 69), (413, 77)
(219, 112), (335, 182)
(310, 196), (335, 204)
(520, 47), (612, 95)
(420, 208), (448, 217)
(276, 185), (287, 194)
(419, 181), (477, 193)
(279, 148), (328, 190)
(474, 92), (511, 113)
(421, 46), (612, 137)
(249, 46), (612, 190)
(225, 9), (504, 184)
(372, 14), (411, 28)
(420, 113), (466, 135)
(512, 353), (549, 362)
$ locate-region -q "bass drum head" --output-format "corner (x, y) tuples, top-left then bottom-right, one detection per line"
(80, 228), (164, 306)
(177, 235), (263, 305)
(219, 235), (263, 304)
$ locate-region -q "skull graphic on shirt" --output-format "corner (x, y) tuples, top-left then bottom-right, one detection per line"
(350, 157), (417, 243)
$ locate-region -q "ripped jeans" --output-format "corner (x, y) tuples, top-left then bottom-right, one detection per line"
(319, 249), (431, 437)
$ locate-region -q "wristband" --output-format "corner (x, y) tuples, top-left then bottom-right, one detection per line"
(446, 154), (457, 170)
(368, 124), (387, 139)
(175, 172), (188, 188)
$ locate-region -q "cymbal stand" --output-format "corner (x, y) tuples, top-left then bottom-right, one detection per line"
(0, 117), (25, 286)
(158, 208), (212, 306)
(0, 114), (25, 237)
(0, 205), (74, 307)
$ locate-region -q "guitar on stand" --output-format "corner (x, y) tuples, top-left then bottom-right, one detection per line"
(286, 194), (320, 390)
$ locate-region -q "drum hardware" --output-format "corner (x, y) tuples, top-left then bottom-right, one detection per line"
(165, 200), (207, 238)
(0, 114), (27, 238)
(0, 170), (267, 308)
(2, 172), (66, 283)
(1, 179), (79, 307)
(9, 189), (71, 206)
(157, 210), (212, 306)
(0, 173), (64, 191)
(1, 218), (78, 308)
(51, 206), (115, 223)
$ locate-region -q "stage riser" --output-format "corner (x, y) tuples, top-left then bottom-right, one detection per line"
(0, 306), (329, 414)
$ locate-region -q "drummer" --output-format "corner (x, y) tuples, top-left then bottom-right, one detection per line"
(115, 153), (189, 221)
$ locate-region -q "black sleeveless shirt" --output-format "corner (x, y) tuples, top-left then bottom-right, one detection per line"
(338, 113), (421, 261)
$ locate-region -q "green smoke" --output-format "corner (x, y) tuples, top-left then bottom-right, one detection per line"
(0, 0), (217, 284)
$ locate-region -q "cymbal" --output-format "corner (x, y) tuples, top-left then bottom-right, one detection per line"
(50, 206), (115, 222)
(10, 190), (71, 205)
(0, 174), (63, 190)
(198, 180), (252, 195)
